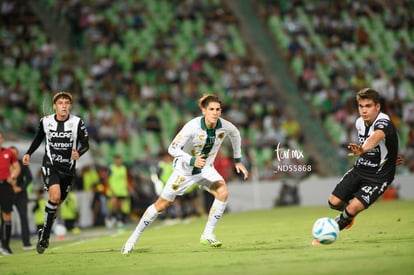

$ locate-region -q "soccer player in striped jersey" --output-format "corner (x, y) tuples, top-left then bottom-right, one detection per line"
(23, 92), (89, 254)
(122, 94), (249, 254)
(313, 88), (401, 246)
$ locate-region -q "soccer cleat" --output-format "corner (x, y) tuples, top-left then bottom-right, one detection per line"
(1, 246), (13, 255)
(335, 214), (355, 230)
(200, 235), (222, 248)
(36, 229), (49, 254)
(121, 242), (134, 254)
(344, 217), (355, 229)
(311, 239), (322, 246)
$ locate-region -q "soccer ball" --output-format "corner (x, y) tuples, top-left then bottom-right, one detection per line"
(312, 217), (339, 244)
(53, 224), (67, 237)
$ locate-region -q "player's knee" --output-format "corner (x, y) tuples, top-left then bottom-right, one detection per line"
(328, 200), (345, 211)
(154, 198), (172, 212)
(211, 185), (228, 201)
(49, 195), (61, 204)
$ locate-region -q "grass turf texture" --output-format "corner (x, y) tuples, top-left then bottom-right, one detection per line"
(2, 200), (413, 275)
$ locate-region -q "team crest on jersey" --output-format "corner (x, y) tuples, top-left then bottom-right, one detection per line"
(68, 123), (74, 129)
(172, 134), (183, 147)
(218, 133), (224, 139)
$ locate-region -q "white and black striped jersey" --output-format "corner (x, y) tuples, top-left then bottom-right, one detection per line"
(168, 116), (242, 176)
(26, 114), (89, 175)
(353, 112), (398, 183)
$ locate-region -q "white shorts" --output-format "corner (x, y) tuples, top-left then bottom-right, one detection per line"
(160, 167), (224, 202)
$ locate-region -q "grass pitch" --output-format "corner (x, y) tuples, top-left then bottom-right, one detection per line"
(2, 200), (413, 275)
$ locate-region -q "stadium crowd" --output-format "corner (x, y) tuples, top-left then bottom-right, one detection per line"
(1, 0), (303, 179)
(1, 0), (413, 233)
(257, 0), (414, 172)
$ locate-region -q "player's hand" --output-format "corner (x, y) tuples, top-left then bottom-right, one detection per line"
(347, 143), (364, 157)
(72, 149), (80, 160)
(396, 155), (404, 166)
(235, 163), (249, 180)
(13, 186), (22, 193)
(22, 154), (30, 165)
(194, 155), (206, 168)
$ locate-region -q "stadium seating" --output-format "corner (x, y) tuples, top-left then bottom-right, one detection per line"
(2, 0), (413, 178)
(263, 1), (414, 162)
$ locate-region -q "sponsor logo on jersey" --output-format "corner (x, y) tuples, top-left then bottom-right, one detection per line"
(49, 131), (72, 138)
(375, 119), (389, 129)
(361, 195), (370, 204)
(50, 142), (73, 148)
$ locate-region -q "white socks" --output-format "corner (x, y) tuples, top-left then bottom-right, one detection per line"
(126, 204), (159, 244)
(202, 199), (227, 237)
(125, 199), (228, 245)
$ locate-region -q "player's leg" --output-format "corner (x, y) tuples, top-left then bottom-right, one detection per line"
(15, 196), (33, 248)
(328, 169), (360, 230)
(335, 198), (365, 230)
(37, 184), (60, 253)
(122, 171), (194, 254)
(336, 180), (388, 230)
(200, 178), (228, 248)
(37, 172), (71, 254)
(121, 196), (171, 254)
(0, 183), (14, 255)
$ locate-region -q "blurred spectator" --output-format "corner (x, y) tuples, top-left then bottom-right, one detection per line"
(32, 188), (47, 232)
(108, 155), (129, 227)
(144, 108), (162, 134)
(81, 165), (100, 192)
(60, 192), (79, 232)
(91, 183), (108, 227)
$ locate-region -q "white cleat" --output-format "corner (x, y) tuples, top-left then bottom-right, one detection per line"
(121, 242), (134, 254)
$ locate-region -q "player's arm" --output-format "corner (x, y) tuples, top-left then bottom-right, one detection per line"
(23, 121), (46, 165)
(396, 155), (404, 166)
(19, 164), (33, 190)
(75, 119), (89, 159)
(226, 121), (248, 180)
(168, 123), (194, 165)
(348, 129), (385, 156)
(8, 157), (21, 184)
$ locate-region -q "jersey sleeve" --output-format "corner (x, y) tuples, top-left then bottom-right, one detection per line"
(225, 121), (242, 162)
(10, 148), (18, 164)
(374, 118), (394, 137)
(168, 121), (194, 165)
(25, 119), (46, 155)
(77, 118), (89, 157)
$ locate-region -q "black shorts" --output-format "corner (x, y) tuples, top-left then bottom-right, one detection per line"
(0, 181), (14, 213)
(41, 166), (74, 201)
(332, 168), (390, 209)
